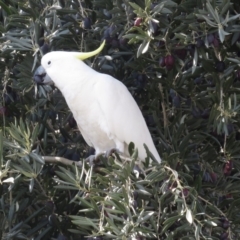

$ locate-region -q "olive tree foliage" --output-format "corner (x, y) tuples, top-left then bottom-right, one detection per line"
(0, 0), (240, 239)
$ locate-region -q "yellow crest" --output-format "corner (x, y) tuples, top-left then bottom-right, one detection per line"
(75, 41), (105, 60)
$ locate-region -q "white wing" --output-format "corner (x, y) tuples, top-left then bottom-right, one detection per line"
(94, 73), (161, 163)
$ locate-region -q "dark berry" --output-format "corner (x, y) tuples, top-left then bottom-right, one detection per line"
(236, 131), (240, 140)
(183, 61), (193, 71)
(207, 34), (214, 44)
(108, 25), (117, 37)
(165, 55), (175, 70)
(12, 66), (20, 76)
(132, 200), (138, 208)
(225, 194), (232, 199)
(45, 201), (55, 214)
(0, 106), (8, 116)
(227, 123), (234, 135)
(222, 220), (230, 229)
(208, 79), (215, 87)
(103, 9), (112, 19)
(210, 172), (217, 182)
(133, 191), (138, 199)
(103, 28), (110, 39)
(236, 70), (240, 80)
(220, 232), (228, 240)
(157, 40), (165, 48)
(169, 89), (176, 99)
(4, 93), (12, 105)
(203, 172), (211, 182)
(41, 43), (50, 54)
(57, 235), (68, 240)
(173, 95), (181, 108)
(196, 38), (204, 48)
(48, 110), (57, 121)
(60, 136), (68, 143)
(192, 107), (201, 118)
(83, 17), (92, 29)
(201, 109), (210, 119)
(48, 213), (58, 226)
(216, 61), (226, 72)
(194, 77), (203, 85)
(134, 17), (142, 26)
(223, 160), (233, 176)
(71, 152), (80, 161)
(182, 188), (189, 197)
(145, 115), (155, 127)
(135, 74), (147, 89)
(175, 48), (187, 60)
(187, 44), (195, 56)
(150, 20), (158, 35)
(111, 38), (119, 48)
(213, 38), (219, 47)
(159, 57), (166, 67)
(119, 37), (128, 48)
(68, 117), (77, 128)
(4, 87), (17, 105)
(151, 3), (158, 10)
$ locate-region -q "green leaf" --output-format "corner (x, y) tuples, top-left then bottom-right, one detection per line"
(137, 39), (150, 58)
(195, 14), (217, 27)
(186, 209), (193, 224)
(0, 130), (3, 168)
(129, 2), (144, 14)
(162, 215), (182, 233)
(70, 216), (99, 230)
(206, 0), (220, 23)
(192, 47), (198, 74)
(29, 152), (45, 165)
(218, 26), (230, 43)
(0, 1), (12, 15)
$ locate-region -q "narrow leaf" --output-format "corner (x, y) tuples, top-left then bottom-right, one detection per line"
(186, 209), (193, 224)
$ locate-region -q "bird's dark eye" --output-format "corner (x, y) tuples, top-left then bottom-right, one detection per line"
(48, 61), (51, 65)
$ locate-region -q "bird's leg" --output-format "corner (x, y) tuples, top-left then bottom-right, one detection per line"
(108, 139), (125, 158)
(86, 148), (121, 165)
(105, 148), (120, 158)
(85, 150), (104, 165)
(85, 155), (96, 165)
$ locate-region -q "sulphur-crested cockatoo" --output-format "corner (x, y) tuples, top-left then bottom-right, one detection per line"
(34, 41), (161, 163)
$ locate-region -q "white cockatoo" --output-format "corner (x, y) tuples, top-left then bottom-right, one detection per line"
(34, 41), (161, 163)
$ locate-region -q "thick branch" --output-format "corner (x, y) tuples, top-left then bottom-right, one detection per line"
(42, 153), (135, 167)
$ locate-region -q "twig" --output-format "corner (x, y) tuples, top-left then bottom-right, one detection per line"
(78, 0), (84, 17)
(42, 153), (141, 168)
(158, 83), (168, 128)
(198, 195), (226, 217)
(42, 156), (82, 167)
(35, 177), (49, 198)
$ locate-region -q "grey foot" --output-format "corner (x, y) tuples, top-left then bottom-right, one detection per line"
(105, 148), (119, 158)
(85, 152), (104, 165)
(85, 155), (96, 165)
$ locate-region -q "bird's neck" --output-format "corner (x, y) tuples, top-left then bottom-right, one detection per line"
(52, 62), (97, 102)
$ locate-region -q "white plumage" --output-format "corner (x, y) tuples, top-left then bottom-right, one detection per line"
(39, 43), (161, 163)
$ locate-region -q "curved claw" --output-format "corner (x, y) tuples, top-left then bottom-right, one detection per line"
(85, 152), (105, 165)
(85, 148), (120, 165)
(105, 148), (119, 158)
(85, 155), (97, 166)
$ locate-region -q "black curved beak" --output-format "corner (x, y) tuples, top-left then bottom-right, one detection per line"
(34, 72), (46, 84)
(33, 66), (53, 85)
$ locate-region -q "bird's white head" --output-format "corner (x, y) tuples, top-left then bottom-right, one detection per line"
(35, 41), (106, 89)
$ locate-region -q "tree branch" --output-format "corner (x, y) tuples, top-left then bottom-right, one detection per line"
(42, 156), (82, 167)
(158, 83), (168, 128)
